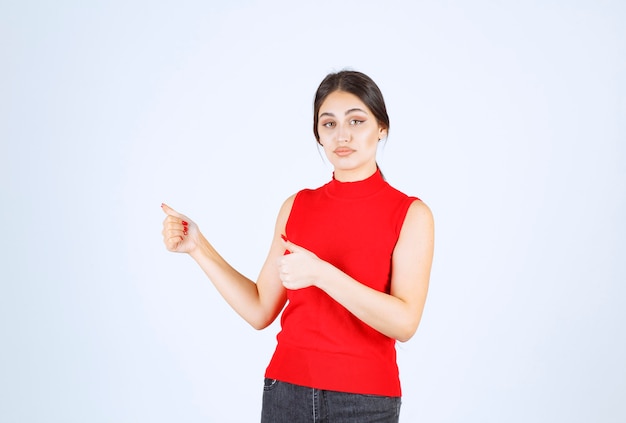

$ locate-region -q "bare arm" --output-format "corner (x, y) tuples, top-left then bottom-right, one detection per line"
(278, 200), (434, 341)
(161, 197), (295, 330)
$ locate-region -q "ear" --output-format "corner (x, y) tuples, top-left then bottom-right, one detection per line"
(378, 125), (388, 140)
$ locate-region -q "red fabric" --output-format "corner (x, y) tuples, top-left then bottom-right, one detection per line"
(265, 169), (418, 396)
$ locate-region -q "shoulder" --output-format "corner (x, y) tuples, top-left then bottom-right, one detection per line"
(383, 177), (433, 234)
(278, 179), (329, 215)
(380, 181), (427, 217)
(402, 199), (434, 236)
(381, 179), (419, 203)
(394, 199), (434, 266)
(273, 193), (297, 231)
(407, 199), (433, 222)
(278, 193), (297, 216)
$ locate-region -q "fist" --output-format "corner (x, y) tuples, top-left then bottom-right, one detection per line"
(161, 203), (199, 254)
(278, 238), (327, 290)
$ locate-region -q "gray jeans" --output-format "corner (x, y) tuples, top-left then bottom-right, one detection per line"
(261, 379), (401, 423)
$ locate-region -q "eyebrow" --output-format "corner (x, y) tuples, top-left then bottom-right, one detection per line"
(319, 108), (369, 118)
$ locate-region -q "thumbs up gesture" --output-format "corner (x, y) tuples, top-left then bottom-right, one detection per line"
(161, 203), (199, 254)
(278, 237), (330, 290)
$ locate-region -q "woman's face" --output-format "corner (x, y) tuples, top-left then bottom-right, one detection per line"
(317, 90), (387, 182)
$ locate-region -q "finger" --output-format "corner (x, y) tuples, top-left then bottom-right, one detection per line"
(161, 203), (183, 218)
(164, 234), (183, 250)
(279, 234), (293, 255)
(162, 218), (186, 235)
(281, 236), (305, 254)
(163, 214), (187, 227)
(165, 233), (181, 245)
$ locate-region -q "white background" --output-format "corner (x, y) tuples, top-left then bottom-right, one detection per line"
(1, 1), (624, 422)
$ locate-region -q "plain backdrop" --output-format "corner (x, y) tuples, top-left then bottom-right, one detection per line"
(1, 0), (624, 422)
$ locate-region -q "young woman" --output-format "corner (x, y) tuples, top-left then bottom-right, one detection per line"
(161, 70), (434, 422)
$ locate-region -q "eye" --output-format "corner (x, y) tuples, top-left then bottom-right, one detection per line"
(350, 119), (364, 125)
(322, 121), (335, 128)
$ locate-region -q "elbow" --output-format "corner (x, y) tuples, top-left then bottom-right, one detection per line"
(250, 319), (271, 331)
(396, 328), (417, 343)
(395, 317), (421, 343)
(248, 311), (276, 331)
(396, 334), (412, 343)
(246, 298), (285, 330)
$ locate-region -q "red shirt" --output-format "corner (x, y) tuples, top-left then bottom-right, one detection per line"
(265, 169), (418, 396)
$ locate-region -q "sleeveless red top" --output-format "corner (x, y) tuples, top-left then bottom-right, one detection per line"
(265, 169), (418, 396)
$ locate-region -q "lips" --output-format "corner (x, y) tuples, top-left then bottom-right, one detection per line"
(333, 147), (355, 157)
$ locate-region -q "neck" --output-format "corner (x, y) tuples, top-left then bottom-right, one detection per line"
(333, 163), (378, 182)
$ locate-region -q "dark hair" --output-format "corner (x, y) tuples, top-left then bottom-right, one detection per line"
(313, 70), (390, 144)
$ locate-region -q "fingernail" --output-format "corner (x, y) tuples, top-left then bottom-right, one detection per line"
(182, 221), (188, 226)
(281, 234), (288, 242)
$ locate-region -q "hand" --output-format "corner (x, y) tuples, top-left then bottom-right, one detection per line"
(161, 203), (200, 254)
(278, 237), (329, 290)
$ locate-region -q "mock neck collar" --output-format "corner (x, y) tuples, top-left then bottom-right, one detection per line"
(326, 168), (387, 199)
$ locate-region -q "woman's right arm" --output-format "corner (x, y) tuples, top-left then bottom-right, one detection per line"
(161, 196), (295, 330)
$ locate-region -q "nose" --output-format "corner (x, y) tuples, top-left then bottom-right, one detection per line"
(337, 123), (350, 143)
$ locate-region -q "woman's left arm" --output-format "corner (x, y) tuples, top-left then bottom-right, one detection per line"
(278, 200), (434, 342)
